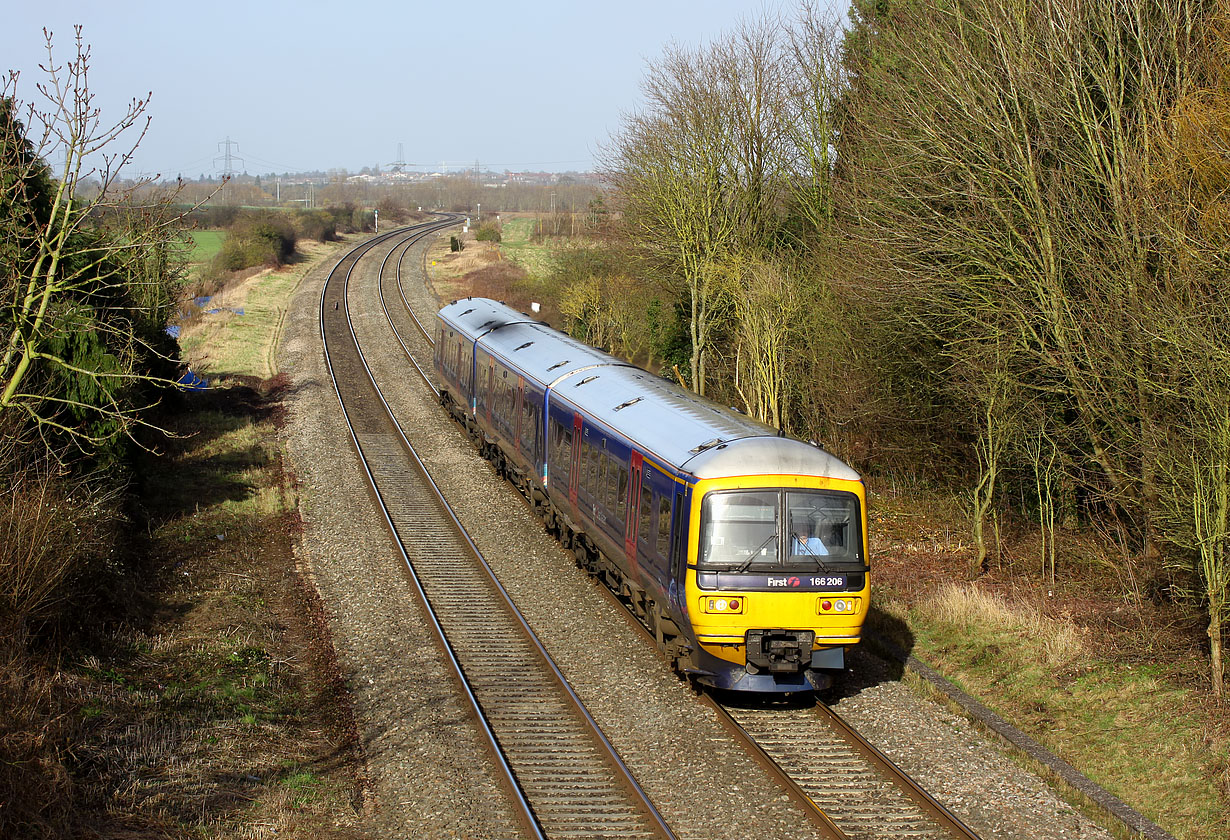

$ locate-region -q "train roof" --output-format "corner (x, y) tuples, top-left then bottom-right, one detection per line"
(439, 298), (860, 483)
(438, 298), (540, 340)
(553, 364), (860, 482)
(441, 298), (629, 386)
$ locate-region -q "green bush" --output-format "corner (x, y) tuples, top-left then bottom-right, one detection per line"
(474, 222), (501, 243)
(209, 212), (297, 276)
(291, 209), (338, 243)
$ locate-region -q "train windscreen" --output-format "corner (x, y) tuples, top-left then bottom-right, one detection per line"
(698, 489), (862, 571)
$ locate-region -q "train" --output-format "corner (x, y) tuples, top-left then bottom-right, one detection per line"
(433, 298), (869, 693)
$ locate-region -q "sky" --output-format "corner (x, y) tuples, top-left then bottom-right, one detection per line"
(2, 0), (845, 180)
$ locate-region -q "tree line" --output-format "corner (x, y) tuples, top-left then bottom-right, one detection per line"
(595, 0), (1230, 698)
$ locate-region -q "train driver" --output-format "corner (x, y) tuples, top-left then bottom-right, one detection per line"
(790, 521), (829, 556)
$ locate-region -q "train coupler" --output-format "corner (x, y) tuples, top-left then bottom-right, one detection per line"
(745, 629), (816, 674)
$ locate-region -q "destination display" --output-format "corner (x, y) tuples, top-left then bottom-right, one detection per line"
(696, 571), (859, 591)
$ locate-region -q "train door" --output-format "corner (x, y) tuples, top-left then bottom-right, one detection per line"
(513, 377), (524, 457)
(465, 342), (476, 414)
(625, 452), (644, 581)
(568, 413), (583, 507)
(484, 358), (495, 425)
(668, 490), (687, 610)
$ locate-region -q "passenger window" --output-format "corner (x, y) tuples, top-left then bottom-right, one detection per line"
(526, 401), (538, 457)
(617, 467), (628, 524)
(657, 495), (671, 557)
(581, 442), (593, 496)
(599, 454), (610, 508)
(639, 485), (652, 544)
(588, 443), (599, 495)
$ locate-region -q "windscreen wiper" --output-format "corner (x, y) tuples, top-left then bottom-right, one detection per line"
(731, 532), (778, 574)
(797, 553), (834, 573)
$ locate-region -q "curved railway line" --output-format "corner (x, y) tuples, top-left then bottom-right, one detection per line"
(324, 225), (988, 840)
(320, 220), (673, 840)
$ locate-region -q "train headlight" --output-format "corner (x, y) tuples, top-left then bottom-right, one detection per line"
(818, 598), (860, 614)
(703, 596), (744, 614)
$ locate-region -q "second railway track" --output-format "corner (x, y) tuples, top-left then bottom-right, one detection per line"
(714, 698), (979, 840)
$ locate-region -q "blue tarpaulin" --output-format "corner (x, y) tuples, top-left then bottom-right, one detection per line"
(177, 370), (209, 390)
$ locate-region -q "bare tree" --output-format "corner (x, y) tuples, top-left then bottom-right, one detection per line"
(841, 0), (1230, 690)
(1, 29), (186, 455)
(1148, 8), (1230, 698)
(730, 256), (803, 428)
(778, 1), (846, 240)
(604, 15), (791, 396)
(605, 51), (739, 395)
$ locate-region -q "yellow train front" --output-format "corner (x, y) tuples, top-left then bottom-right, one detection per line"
(679, 440), (868, 692)
(435, 298), (869, 694)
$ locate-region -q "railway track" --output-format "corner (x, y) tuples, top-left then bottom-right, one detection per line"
(320, 223), (674, 840)
(713, 698), (980, 840)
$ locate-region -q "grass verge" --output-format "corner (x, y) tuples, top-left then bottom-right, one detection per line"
(0, 235), (367, 838)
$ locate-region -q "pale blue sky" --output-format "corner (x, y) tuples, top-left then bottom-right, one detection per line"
(3, 0), (845, 179)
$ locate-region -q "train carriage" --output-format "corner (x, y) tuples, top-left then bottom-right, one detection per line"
(435, 298), (869, 693)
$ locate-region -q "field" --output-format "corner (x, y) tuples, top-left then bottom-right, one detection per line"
(494, 215), (558, 278)
(177, 238), (339, 379)
(187, 229), (226, 264)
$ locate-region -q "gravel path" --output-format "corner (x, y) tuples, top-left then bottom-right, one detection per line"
(278, 229), (1117, 840)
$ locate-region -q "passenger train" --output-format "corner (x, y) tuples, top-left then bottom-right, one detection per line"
(434, 298), (869, 693)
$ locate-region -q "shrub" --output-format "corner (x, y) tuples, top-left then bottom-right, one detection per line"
(291, 209), (338, 243)
(0, 455), (124, 637)
(474, 222), (502, 242)
(376, 196), (408, 223)
(208, 211), (297, 277)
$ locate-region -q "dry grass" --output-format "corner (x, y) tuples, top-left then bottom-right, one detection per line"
(58, 383), (368, 838)
(0, 645), (77, 836)
(425, 230), (502, 300)
(927, 582), (1087, 669)
(180, 239), (345, 380)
